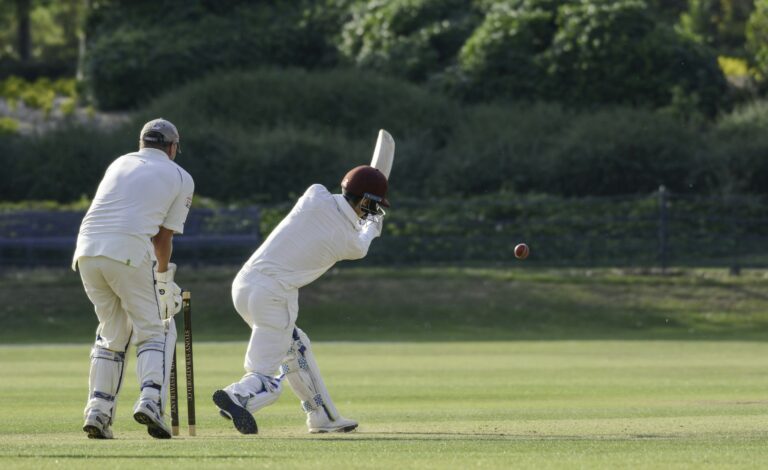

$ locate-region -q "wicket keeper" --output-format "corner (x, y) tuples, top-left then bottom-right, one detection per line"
(213, 165), (389, 434)
(73, 118), (194, 439)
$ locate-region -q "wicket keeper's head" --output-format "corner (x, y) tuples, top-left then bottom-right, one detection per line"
(140, 118), (181, 160)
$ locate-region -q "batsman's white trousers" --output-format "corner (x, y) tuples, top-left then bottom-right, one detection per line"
(232, 271), (298, 376)
(77, 255), (164, 351)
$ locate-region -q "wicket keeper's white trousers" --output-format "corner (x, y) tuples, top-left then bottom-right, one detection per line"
(77, 255), (165, 351)
(232, 271), (298, 376)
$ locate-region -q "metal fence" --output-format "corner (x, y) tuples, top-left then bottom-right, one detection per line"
(1, 189), (767, 269)
(0, 207), (261, 268)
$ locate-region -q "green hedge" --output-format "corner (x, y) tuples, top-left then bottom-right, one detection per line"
(85, 1), (345, 109)
(254, 190), (768, 267)
(84, 0), (728, 115)
(3, 68), (768, 203)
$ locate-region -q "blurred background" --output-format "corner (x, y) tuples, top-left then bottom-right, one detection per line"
(1, 0), (768, 343)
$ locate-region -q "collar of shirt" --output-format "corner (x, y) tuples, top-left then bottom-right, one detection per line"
(333, 194), (363, 231)
(135, 148), (170, 161)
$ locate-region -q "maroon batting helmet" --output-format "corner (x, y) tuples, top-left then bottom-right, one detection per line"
(341, 165), (390, 207)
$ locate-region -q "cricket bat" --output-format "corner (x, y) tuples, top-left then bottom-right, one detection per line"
(370, 129), (395, 179)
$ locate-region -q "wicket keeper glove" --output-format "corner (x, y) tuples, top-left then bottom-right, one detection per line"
(156, 263), (182, 320)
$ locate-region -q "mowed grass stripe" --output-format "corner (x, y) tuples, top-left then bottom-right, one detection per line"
(3, 267), (768, 343)
(1, 341), (768, 469)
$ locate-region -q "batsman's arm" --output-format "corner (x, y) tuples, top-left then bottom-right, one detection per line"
(152, 226), (174, 273)
(347, 217), (383, 260)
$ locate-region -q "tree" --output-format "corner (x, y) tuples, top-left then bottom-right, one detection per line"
(679, 0), (755, 57)
(0, 0), (86, 78)
(457, 0), (558, 101)
(16, 0), (31, 61)
(747, 0), (768, 80)
(548, 0), (727, 115)
(339, 0), (482, 81)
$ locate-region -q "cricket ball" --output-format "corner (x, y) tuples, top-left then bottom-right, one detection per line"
(514, 243), (529, 260)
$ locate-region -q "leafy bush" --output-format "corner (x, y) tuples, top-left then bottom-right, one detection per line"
(456, 1), (557, 101)
(747, 0), (768, 82)
(0, 117), (19, 135)
(541, 107), (704, 196)
(0, 76), (77, 114)
(136, 68), (460, 142)
(339, 0), (481, 81)
(451, 0), (727, 114)
(712, 100), (768, 193)
(8, 124), (132, 202)
(426, 102), (571, 195)
(548, 0), (728, 115)
(85, 1), (345, 109)
(133, 68), (461, 200)
(5, 69), (768, 203)
(0, 135), (21, 200)
(678, 0), (754, 56)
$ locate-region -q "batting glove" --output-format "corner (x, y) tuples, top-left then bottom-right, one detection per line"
(156, 263), (182, 320)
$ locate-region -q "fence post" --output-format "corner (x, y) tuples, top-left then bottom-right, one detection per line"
(657, 185), (668, 273)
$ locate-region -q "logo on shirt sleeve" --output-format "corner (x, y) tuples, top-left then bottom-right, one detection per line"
(185, 196), (192, 208)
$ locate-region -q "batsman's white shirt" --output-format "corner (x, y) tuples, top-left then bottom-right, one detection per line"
(237, 184), (381, 290)
(233, 184), (382, 375)
(72, 148), (194, 269)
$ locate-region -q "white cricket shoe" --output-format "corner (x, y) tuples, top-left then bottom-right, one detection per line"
(307, 410), (358, 433)
(82, 409), (113, 439)
(133, 398), (171, 439)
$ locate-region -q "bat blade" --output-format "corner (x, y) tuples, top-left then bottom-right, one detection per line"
(370, 129), (395, 179)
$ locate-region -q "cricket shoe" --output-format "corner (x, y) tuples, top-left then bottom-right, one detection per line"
(212, 389), (258, 434)
(82, 409), (113, 439)
(133, 398), (172, 439)
(307, 411), (358, 434)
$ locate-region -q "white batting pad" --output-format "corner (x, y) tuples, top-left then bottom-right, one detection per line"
(280, 328), (340, 421)
(86, 346), (126, 423)
(136, 321), (176, 415)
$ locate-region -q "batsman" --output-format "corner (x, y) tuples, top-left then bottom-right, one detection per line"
(73, 118), (194, 439)
(214, 131), (394, 434)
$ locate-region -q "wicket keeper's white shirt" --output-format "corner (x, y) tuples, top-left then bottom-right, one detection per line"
(72, 148), (194, 269)
(238, 184), (382, 290)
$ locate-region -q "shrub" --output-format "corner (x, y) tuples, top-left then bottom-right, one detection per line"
(0, 76), (78, 115)
(0, 117), (19, 135)
(4, 68), (763, 203)
(0, 135), (22, 200)
(135, 67), (461, 145)
(339, 0), (481, 81)
(10, 124), (132, 202)
(548, 0), (728, 115)
(541, 107), (704, 197)
(427, 102), (571, 195)
(85, 2), (344, 110)
(131, 68), (463, 201)
(456, 0), (558, 101)
(747, 0), (768, 82)
(713, 100), (768, 193)
(678, 0), (754, 56)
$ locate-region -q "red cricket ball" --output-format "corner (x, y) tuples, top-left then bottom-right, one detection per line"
(514, 243), (529, 260)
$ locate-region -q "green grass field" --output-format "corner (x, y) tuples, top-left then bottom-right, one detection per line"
(1, 341), (768, 469)
(2, 267), (768, 468)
